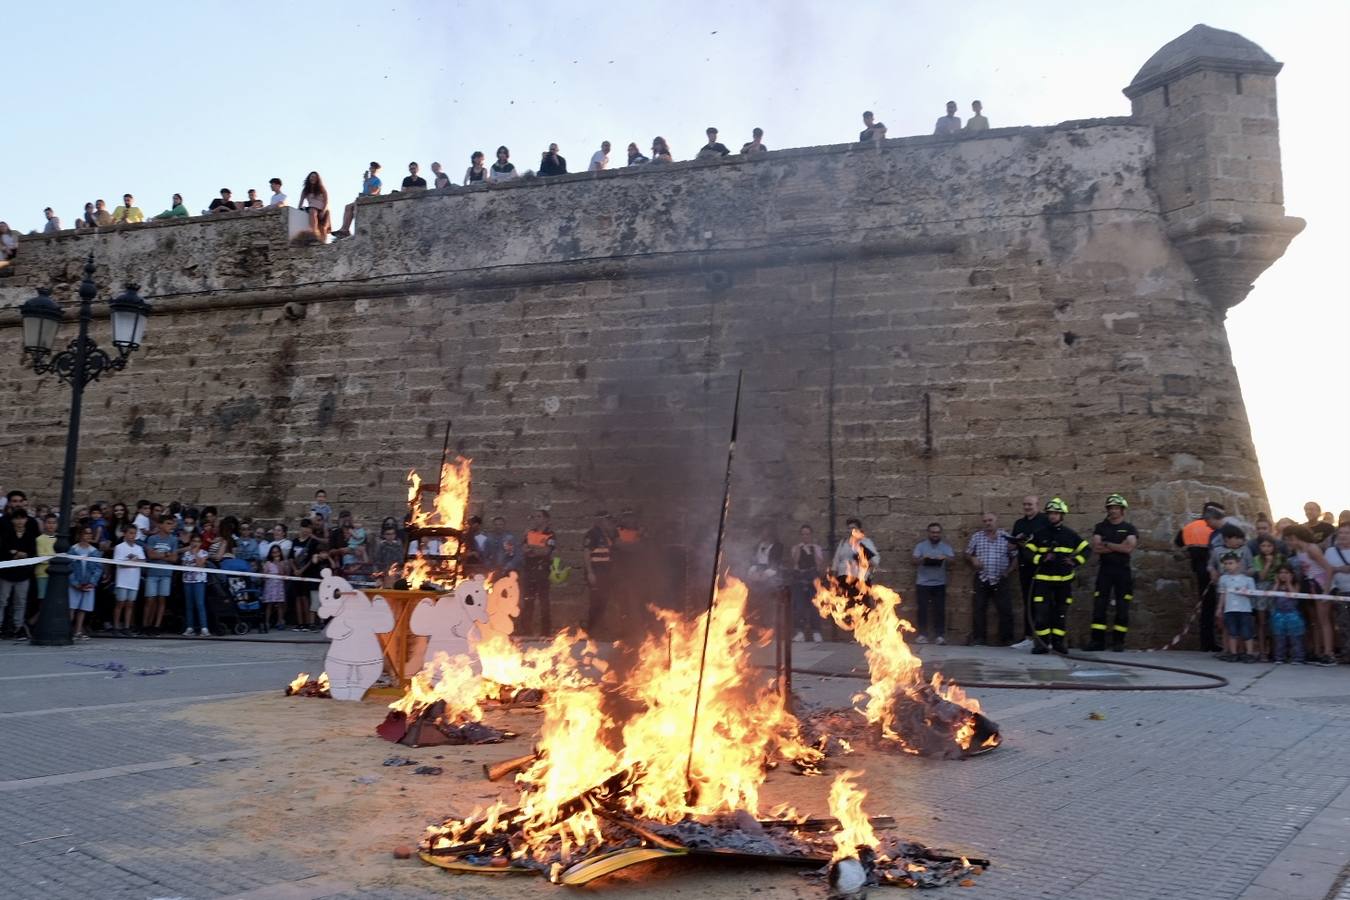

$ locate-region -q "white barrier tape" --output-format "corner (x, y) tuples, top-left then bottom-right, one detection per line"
(0, 554), (323, 584)
(1150, 597), (1205, 652)
(1233, 588), (1349, 603)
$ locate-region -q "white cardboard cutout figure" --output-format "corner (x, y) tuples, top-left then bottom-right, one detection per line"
(408, 574), (492, 674)
(317, 568), (395, 700)
(479, 571), (520, 644)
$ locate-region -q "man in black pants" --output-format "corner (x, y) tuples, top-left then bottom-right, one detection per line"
(1025, 498), (1087, 654)
(1010, 495), (1048, 649)
(1089, 494), (1139, 651)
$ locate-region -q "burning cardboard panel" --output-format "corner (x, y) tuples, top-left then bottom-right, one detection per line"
(812, 578), (1001, 758)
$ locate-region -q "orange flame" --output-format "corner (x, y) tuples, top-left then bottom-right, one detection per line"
(407, 458), (472, 531)
(423, 576), (822, 868)
(813, 579), (986, 753)
(828, 770), (879, 863)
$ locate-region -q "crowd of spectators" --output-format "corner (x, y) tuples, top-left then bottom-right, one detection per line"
(0, 101), (991, 256)
(11, 476), (1336, 665)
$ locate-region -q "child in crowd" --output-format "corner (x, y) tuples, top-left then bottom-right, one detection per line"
(310, 490), (333, 526)
(68, 527), (102, 641)
(1269, 564), (1306, 664)
(262, 544), (288, 629)
(181, 534), (209, 636)
(112, 524), (145, 635)
(1216, 552), (1258, 662)
(1250, 536), (1285, 660)
(35, 513), (58, 608)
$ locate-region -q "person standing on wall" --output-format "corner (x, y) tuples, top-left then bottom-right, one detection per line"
(912, 522), (954, 645)
(1009, 495), (1048, 649)
(1025, 498), (1088, 654)
(1088, 494), (1138, 651)
(520, 510), (556, 635)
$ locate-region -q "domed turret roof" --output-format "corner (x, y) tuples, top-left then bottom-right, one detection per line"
(1124, 25), (1281, 98)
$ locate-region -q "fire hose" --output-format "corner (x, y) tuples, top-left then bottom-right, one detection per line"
(790, 560), (1232, 692)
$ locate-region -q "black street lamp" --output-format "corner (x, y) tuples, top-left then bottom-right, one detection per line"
(18, 255), (150, 645)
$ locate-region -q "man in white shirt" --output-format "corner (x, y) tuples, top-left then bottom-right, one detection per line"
(934, 100), (962, 135)
(588, 141), (611, 171)
(267, 178), (287, 207)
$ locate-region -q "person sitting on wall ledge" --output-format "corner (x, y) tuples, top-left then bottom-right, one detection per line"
(964, 100), (989, 133)
(332, 163), (379, 238)
(464, 151), (489, 185)
(589, 141), (611, 172)
(401, 161), (427, 190)
(740, 127), (767, 154)
(539, 144), (568, 176)
(302, 170), (333, 241)
(650, 136), (673, 163)
(489, 146), (518, 181)
(626, 142), (649, 165)
(207, 188), (238, 214)
(153, 194), (189, 219)
(696, 127), (730, 159)
(859, 110), (887, 143)
(111, 194), (144, 225)
(242, 189), (264, 209)
(42, 208), (62, 233)
(0, 221), (16, 269)
(431, 161), (451, 189)
(934, 100), (962, 136)
(92, 198), (114, 226)
(267, 178), (287, 208)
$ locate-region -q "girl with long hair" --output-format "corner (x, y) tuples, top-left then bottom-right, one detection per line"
(299, 171), (330, 240)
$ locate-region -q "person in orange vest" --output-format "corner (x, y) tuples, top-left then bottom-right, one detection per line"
(520, 510), (556, 636)
(1174, 502), (1225, 651)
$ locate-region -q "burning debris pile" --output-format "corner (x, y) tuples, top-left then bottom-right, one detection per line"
(809, 579), (1001, 759)
(285, 672), (331, 698)
(413, 578), (987, 889)
(376, 628), (603, 746)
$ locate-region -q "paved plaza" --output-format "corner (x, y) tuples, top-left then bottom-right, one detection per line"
(1, 635), (1348, 900)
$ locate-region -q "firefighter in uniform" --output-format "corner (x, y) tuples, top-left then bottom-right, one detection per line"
(1025, 497), (1088, 654)
(1088, 493), (1139, 652)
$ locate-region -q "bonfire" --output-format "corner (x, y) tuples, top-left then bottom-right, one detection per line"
(808, 579), (1002, 759)
(412, 577), (989, 889)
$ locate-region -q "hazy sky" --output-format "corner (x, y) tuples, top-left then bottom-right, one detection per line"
(4, 1), (1346, 519)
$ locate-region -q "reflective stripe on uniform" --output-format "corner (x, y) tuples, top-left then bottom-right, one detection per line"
(1034, 627), (1052, 636)
(1050, 628), (1067, 636)
(1034, 573), (1075, 582)
(1090, 623), (1108, 630)
(1113, 624), (1128, 632)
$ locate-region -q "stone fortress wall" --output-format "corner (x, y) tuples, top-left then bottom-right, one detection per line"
(0, 26), (1304, 645)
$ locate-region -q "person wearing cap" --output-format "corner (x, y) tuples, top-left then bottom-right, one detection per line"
(583, 510), (616, 634)
(1023, 498), (1087, 654)
(1088, 494), (1138, 651)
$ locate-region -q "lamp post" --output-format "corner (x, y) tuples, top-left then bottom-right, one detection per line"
(18, 255), (150, 645)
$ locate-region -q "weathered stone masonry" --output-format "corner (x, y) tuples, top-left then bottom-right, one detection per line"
(0, 26), (1303, 645)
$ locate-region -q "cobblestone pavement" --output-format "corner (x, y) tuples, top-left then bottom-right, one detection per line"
(1, 635), (1347, 899)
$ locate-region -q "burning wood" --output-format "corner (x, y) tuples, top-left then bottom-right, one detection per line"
(811, 578), (1002, 758)
(411, 577), (987, 890)
(284, 672), (331, 698)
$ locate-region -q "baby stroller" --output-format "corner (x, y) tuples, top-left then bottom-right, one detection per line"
(207, 559), (268, 635)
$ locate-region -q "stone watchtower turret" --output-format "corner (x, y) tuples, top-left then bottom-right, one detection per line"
(1124, 24), (1305, 311)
